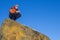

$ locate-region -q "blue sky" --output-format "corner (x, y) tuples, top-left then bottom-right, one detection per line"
(0, 0), (60, 40)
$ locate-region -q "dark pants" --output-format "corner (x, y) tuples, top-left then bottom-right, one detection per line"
(9, 13), (21, 20)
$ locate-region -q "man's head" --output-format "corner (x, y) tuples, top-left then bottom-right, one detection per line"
(15, 4), (19, 9)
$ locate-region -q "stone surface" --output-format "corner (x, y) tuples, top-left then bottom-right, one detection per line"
(0, 19), (50, 40)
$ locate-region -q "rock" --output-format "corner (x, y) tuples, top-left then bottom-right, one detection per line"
(0, 19), (50, 40)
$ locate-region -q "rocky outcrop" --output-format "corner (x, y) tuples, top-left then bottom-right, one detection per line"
(0, 19), (50, 40)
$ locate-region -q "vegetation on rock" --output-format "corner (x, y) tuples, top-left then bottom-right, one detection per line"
(0, 19), (50, 40)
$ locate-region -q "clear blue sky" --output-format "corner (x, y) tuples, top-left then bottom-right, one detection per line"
(0, 0), (60, 40)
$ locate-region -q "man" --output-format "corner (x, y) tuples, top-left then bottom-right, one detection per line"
(9, 4), (21, 20)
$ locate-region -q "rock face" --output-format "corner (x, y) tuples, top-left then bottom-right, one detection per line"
(0, 19), (50, 40)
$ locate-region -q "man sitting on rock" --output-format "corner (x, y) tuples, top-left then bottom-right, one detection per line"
(9, 4), (21, 20)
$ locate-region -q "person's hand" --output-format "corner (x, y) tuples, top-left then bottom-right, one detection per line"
(16, 11), (20, 13)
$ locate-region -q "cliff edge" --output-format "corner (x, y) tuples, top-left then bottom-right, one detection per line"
(0, 19), (50, 40)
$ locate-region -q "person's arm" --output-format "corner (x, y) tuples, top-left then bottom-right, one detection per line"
(16, 11), (20, 12)
(16, 9), (20, 13)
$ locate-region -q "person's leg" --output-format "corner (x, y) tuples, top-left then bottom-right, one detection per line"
(13, 13), (16, 20)
(9, 13), (15, 20)
(17, 13), (21, 18)
(9, 14), (13, 19)
(15, 13), (21, 20)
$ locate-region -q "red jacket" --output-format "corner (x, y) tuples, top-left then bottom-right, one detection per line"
(10, 6), (18, 14)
